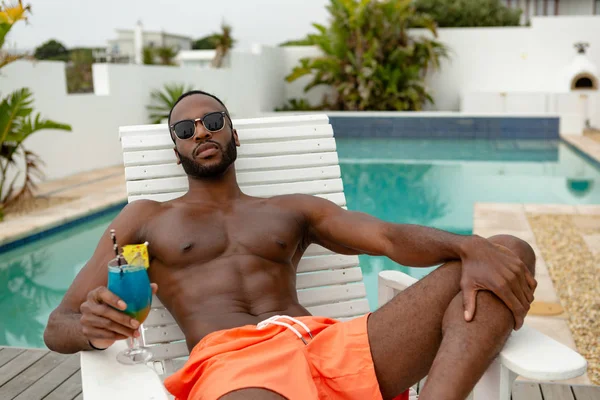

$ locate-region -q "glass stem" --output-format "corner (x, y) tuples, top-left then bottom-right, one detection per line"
(129, 329), (141, 350)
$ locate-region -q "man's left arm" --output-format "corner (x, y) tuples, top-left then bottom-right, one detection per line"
(291, 195), (536, 329)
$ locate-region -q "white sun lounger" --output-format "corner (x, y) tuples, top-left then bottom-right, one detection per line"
(80, 114), (587, 400)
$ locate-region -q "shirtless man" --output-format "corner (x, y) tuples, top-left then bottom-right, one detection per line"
(44, 90), (537, 400)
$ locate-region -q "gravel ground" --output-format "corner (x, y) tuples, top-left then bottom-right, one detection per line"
(528, 214), (600, 385)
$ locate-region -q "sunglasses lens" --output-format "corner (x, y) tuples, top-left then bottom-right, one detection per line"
(203, 113), (225, 132)
(174, 120), (195, 139)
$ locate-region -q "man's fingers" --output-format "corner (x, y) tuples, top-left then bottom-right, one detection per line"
(504, 267), (532, 312)
(81, 325), (128, 341)
(151, 283), (158, 295)
(497, 288), (525, 330)
(513, 262), (535, 304)
(95, 287), (127, 310)
(82, 314), (137, 338)
(462, 287), (477, 321)
(525, 269), (537, 291)
(89, 303), (139, 329)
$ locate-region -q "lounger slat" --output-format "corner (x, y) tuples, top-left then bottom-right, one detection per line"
(118, 115), (330, 138)
(306, 298), (371, 319)
(123, 138), (336, 166)
(128, 191), (347, 206)
(296, 267), (363, 289)
(121, 125), (334, 151)
(304, 244), (336, 257)
(147, 342), (189, 361)
(144, 325), (185, 344)
(297, 283), (367, 307)
(243, 179), (344, 198)
(297, 254), (359, 273)
(145, 308), (176, 327)
(125, 153), (340, 180)
(126, 167), (342, 195)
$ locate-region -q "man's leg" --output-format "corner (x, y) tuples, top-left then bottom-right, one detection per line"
(219, 388), (287, 400)
(368, 235), (536, 400)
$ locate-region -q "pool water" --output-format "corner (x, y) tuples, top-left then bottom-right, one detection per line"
(1, 139), (599, 348)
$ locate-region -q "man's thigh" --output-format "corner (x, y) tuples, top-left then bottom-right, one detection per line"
(219, 388), (287, 400)
(367, 260), (463, 397)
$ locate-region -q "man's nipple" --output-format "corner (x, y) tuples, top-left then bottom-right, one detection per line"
(181, 242), (194, 252)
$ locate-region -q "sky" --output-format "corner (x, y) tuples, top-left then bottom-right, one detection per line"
(7, 0), (330, 52)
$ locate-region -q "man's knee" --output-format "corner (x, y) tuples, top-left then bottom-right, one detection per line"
(487, 234), (536, 275)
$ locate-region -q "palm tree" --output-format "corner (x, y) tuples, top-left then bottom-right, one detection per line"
(146, 83), (192, 124)
(0, 1), (31, 68)
(0, 89), (72, 218)
(0, 2), (72, 221)
(211, 23), (235, 68)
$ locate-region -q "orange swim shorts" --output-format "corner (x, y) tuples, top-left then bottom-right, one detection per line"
(164, 314), (409, 400)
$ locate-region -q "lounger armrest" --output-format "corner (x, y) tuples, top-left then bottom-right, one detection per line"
(80, 340), (169, 400)
(498, 325), (587, 381)
(377, 270), (587, 382)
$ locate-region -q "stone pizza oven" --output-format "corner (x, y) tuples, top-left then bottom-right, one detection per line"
(566, 43), (598, 91)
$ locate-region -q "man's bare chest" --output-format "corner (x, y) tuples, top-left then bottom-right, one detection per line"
(143, 204), (306, 267)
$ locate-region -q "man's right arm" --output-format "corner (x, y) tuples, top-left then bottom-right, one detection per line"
(44, 200), (161, 354)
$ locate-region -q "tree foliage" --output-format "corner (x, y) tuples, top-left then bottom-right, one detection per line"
(415, 0), (522, 27)
(285, 0), (448, 111)
(146, 83), (192, 124)
(34, 39), (69, 61)
(0, 2), (71, 220)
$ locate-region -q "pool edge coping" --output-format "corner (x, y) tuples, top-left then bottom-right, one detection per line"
(0, 196), (127, 254)
(560, 135), (600, 169)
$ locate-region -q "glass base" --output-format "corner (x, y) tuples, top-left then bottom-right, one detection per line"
(116, 347), (153, 365)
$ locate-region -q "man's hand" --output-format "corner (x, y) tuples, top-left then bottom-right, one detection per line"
(460, 237), (536, 330)
(79, 283), (158, 349)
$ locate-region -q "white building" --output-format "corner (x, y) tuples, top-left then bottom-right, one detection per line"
(502, 0), (600, 23)
(94, 22), (193, 64)
(176, 50), (217, 68)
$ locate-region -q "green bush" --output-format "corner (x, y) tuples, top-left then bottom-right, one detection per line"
(415, 0), (522, 27)
(34, 39), (69, 61)
(275, 98), (321, 112)
(286, 0), (448, 111)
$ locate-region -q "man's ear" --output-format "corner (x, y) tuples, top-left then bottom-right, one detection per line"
(233, 129), (240, 147)
(174, 147), (181, 165)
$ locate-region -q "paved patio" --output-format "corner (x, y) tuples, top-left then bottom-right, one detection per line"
(0, 166), (126, 248)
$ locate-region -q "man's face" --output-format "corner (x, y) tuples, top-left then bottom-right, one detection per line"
(170, 95), (240, 179)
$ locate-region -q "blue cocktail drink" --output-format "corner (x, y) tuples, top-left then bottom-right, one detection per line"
(107, 258), (153, 364)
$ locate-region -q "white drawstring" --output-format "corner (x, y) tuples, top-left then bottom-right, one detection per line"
(257, 315), (314, 345)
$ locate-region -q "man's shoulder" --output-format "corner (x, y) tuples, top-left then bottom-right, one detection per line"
(118, 199), (167, 222)
(265, 194), (333, 215)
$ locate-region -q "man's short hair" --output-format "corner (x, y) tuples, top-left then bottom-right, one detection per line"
(167, 90), (230, 142)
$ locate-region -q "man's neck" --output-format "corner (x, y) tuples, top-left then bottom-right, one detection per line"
(185, 166), (242, 204)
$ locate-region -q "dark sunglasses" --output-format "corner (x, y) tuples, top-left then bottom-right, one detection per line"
(170, 111), (231, 140)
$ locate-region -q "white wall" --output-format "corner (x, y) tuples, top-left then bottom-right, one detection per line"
(0, 51), (290, 189)
(423, 16), (600, 112)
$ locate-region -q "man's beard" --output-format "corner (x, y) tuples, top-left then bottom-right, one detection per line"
(179, 136), (237, 179)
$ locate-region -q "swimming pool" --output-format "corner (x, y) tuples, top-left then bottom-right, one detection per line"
(1, 138), (599, 348)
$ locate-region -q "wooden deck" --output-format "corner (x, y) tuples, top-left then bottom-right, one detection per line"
(0, 347), (81, 400)
(1, 346), (599, 400)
